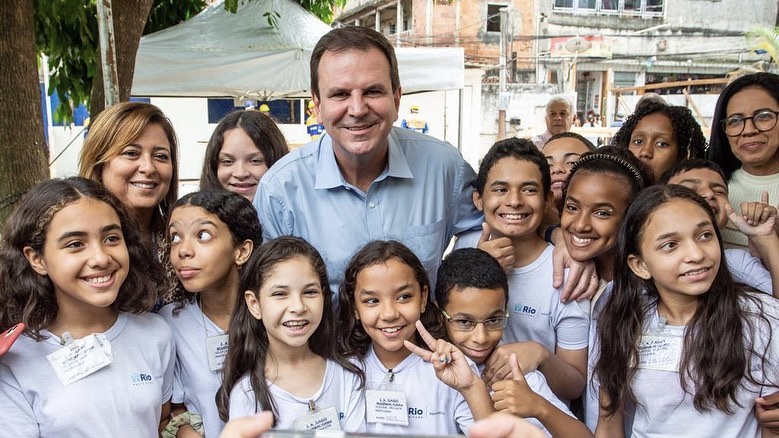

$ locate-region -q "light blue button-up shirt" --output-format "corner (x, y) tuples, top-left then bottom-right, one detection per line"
(254, 127), (483, 294)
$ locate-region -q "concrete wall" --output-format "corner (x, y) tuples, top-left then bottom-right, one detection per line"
(478, 83), (561, 151)
(540, 0), (778, 64)
(338, 0), (536, 69)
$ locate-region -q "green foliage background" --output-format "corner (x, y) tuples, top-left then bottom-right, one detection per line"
(34, 0), (343, 123)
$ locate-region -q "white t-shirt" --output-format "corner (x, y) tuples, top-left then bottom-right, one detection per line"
(726, 248), (773, 295)
(159, 300), (226, 438)
(362, 346), (474, 435)
(622, 293), (779, 437)
(228, 359), (365, 432)
(0, 312), (175, 438)
(504, 245), (590, 352)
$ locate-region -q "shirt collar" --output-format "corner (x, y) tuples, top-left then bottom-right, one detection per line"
(314, 130), (413, 190)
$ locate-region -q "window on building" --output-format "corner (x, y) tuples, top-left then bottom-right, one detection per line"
(646, 0), (664, 14)
(486, 3), (506, 33)
(601, 0), (619, 11)
(207, 99), (239, 124)
(613, 72), (637, 90)
(553, 0), (663, 16)
(623, 0), (640, 12)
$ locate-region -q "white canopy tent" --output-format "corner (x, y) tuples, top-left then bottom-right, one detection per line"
(132, 0), (464, 99)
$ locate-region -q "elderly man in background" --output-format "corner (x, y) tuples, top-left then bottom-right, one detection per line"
(531, 95), (574, 149)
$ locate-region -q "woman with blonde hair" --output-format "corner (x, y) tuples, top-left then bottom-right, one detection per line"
(79, 101), (179, 303)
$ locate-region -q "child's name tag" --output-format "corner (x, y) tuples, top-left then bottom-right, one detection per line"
(366, 389), (409, 426)
(47, 333), (112, 386)
(637, 334), (682, 372)
(292, 406), (342, 431)
(206, 333), (229, 371)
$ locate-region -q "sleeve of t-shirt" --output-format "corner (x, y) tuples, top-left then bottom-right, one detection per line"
(552, 298), (591, 350)
(172, 363), (184, 405)
(524, 370), (575, 418)
(340, 370), (366, 432)
(228, 376), (258, 421)
(160, 320), (176, 405)
(728, 249), (773, 295)
(157, 306), (183, 404)
(0, 365), (38, 437)
(454, 389), (475, 435)
(756, 294), (779, 395)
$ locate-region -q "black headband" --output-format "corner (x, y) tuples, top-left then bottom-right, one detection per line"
(570, 153), (644, 188)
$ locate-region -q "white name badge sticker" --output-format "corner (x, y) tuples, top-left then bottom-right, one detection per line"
(47, 333), (112, 386)
(366, 389), (409, 426)
(206, 333), (229, 371)
(293, 406), (342, 431)
(638, 334), (682, 372)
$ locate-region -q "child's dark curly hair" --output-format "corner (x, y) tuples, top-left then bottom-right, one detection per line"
(612, 101), (707, 164)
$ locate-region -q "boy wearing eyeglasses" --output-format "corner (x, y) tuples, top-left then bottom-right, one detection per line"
(434, 248), (593, 438)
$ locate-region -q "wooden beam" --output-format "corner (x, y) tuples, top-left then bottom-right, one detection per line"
(683, 88), (709, 128)
(610, 78), (728, 94)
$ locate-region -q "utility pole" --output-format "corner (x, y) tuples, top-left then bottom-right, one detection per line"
(498, 7), (511, 140)
(96, 0), (119, 107)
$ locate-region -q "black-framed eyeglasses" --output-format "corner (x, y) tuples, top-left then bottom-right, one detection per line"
(440, 309), (509, 332)
(721, 109), (779, 137)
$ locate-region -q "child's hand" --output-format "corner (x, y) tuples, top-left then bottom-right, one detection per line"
(469, 412), (546, 438)
(726, 193), (777, 239)
(491, 353), (542, 418)
(218, 411), (274, 438)
(551, 238), (598, 303)
(756, 391), (779, 433)
(482, 342), (546, 386)
(404, 320), (479, 391)
(478, 222), (516, 271)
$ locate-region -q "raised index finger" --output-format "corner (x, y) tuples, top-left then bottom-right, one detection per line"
(414, 320), (438, 351)
(403, 339), (433, 362)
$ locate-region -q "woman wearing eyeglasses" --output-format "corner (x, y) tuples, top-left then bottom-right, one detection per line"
(708, 72), (779, 251)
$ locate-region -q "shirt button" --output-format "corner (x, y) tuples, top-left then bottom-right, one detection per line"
(368, 202), (376, 208)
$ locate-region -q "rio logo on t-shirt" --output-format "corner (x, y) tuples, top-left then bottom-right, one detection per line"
(408, 407), (424, 418)
(130, 372), (155, 385)
(513, 303), (538, 316)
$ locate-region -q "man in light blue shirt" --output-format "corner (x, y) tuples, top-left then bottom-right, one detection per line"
(254, 26), (481, 293)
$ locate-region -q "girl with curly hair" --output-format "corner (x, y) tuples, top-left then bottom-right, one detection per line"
(612, 101), (707, 184)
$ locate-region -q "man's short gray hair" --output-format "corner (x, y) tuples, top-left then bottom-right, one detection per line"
(545, 95), (573, 113)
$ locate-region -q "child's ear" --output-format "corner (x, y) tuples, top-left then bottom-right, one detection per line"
(472, 191), (484, 212)
(244, 290), (262, 320)
(627, 254), (652, 280)
(235, 240), (254, 268)
(420, 285), (429, 313)
(22, 247), (47, 276)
